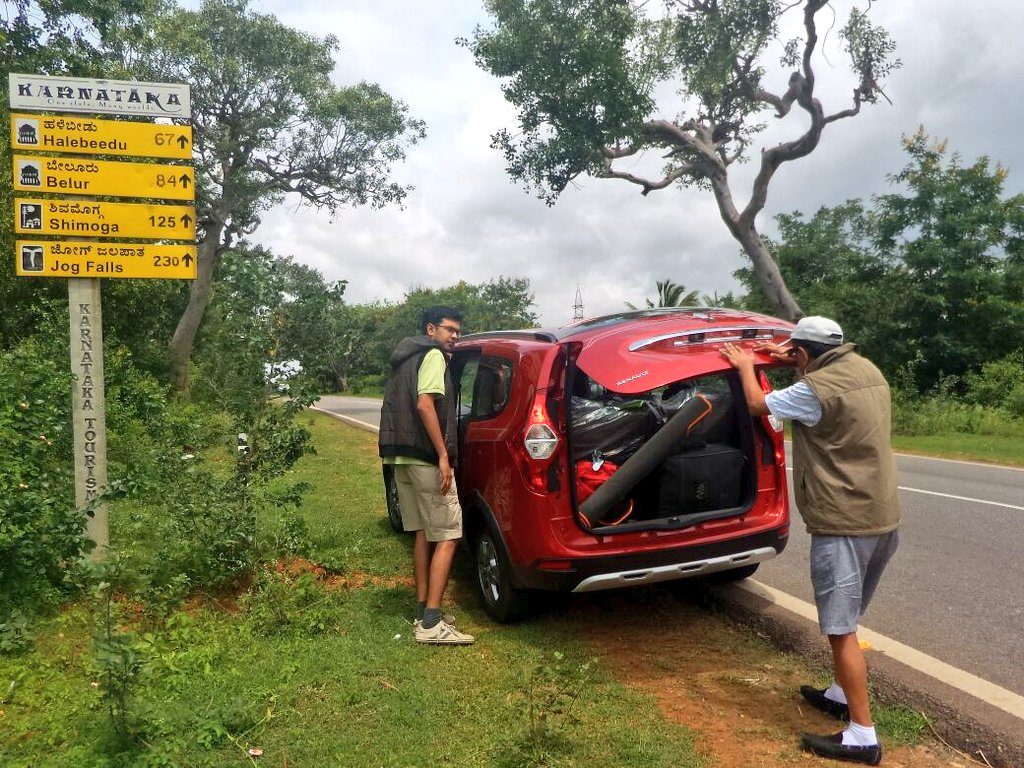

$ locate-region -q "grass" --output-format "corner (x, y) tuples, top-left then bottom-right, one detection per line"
(890, 433), (1024, 466)
(0, 412), (703, 768)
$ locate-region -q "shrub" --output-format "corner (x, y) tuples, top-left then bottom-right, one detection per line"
(0, 339), (86, 619)
(241, 567), (340, 636)
(965, 351), (1024, 416)
(890, 389), (1022, 436)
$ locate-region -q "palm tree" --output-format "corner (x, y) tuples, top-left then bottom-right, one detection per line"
(626, 279), (700, 309)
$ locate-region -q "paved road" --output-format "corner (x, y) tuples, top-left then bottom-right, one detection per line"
(315, 395), (1024, 695)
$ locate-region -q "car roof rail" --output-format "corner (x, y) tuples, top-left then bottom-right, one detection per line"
(459, 329), (559, 343)
(552, 307), (731, 340)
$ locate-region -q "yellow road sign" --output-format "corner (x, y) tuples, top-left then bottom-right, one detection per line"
(10, 113), (192, 159)
(13, 155), (195, 200)
(15, 198), (196, 240)
(16, 240), (197, 279)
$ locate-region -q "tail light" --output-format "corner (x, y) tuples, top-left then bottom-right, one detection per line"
(757, 369), (784, 434)
(517, 406), (561, 493)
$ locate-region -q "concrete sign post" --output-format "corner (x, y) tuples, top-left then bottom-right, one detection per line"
(9, 73), (194, 558)
(69, 279), (108, 553)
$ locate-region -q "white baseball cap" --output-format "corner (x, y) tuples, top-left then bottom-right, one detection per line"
(790, 316), (844, 346)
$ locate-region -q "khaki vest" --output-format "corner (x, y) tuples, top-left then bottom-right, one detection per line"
(791, 343), (901, 536)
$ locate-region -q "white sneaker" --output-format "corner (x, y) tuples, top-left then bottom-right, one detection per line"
(415, 619), (475, 645)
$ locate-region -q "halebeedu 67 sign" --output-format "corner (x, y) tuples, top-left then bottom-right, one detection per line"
(10, 113), (192, 160)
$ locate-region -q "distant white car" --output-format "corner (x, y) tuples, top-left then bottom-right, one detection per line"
(265, 359), (303, 393)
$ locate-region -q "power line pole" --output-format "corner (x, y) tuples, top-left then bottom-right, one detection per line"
(573, 284), (585, 321)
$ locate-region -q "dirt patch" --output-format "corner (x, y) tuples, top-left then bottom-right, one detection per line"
(563, 588), (967, 767)
(275, 557), (414, 591)
(322, 569), (414, 591)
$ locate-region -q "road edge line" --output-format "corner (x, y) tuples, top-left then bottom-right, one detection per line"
(740, 579), (1024, 722)
(312, 406), (380, 434)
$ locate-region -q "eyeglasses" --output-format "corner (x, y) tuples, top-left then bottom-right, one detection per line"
(437, 324), (461, 335)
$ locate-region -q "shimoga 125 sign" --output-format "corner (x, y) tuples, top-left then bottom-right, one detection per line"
(14, 198), (196, 240)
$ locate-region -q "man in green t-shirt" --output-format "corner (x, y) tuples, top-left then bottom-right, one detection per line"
(379, 306), (474, 645)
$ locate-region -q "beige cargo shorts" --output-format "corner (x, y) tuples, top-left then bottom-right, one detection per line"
(393, 464), (463, 542)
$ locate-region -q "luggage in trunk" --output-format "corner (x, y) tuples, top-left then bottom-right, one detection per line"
(657, 444), (744, 516)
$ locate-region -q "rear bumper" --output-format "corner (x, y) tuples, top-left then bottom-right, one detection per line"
(514, 527), (788, 592)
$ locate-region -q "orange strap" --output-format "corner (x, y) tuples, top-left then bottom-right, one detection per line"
(685, 394), (713, 437)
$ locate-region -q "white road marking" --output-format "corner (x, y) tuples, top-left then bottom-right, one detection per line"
(897, 486), (1024, 512)
(784, 467), (1021, 510)
(312, 407), (380, 433)
(737, 580), (1024, 722)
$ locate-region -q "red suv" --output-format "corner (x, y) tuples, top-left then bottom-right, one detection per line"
(385, 308), (793, 622)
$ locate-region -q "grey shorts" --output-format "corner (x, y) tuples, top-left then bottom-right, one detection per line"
(810, 531), (899, 636)
(393, 464), (463, 542)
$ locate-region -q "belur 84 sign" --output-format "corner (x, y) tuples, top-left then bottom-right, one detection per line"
(14, 155), (195, 200)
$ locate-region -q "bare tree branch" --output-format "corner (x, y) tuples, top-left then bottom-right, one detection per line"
(600, 157), (694, 196)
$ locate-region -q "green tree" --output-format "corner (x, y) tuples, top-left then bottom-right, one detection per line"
(0, 0), (163, 351)
(626, 278), (700, 309)
(273, 261), (380, 391)
(874, 131), (1024, 388)
(367, 278), (540, 379)
(463, 0), (900, 321)
(122, 0), (425, 391)
(190, 243), (285, 413)
(739, 132), (1024, 391)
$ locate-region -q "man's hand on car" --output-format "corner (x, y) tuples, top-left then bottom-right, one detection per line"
(719, 342), (757, 370)
(752, 341), (797, 362)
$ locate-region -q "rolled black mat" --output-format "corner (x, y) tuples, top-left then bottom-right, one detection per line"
(579, 395), (710, 521)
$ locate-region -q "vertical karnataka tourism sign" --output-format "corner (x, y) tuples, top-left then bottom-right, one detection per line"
(9, 73), (195, 556)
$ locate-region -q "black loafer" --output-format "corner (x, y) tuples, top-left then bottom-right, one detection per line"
(801, 685), (850, 721)
(801, 731), (882, 765)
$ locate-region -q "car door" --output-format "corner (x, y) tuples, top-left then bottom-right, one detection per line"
(452, 348), (517, 520)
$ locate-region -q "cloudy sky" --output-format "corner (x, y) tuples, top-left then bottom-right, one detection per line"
(249, 1), (1024, 327)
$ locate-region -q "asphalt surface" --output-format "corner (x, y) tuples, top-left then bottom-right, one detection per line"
(315, 394), (1024, 696)
(761, 445), (1024, 696)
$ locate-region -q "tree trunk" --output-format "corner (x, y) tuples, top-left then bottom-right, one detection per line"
(738, 229), (804, 322)
(168, 225), (223, 392)
(708, 174), (804, 322)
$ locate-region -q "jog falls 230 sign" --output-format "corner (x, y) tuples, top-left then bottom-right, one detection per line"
(8, 73), (196, 280)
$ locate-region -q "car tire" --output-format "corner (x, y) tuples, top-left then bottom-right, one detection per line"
(382, 465), (406, 534)
(475, 526), (529, 623)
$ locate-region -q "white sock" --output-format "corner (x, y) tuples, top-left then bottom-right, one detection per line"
(824, 681), (848, 704)
(842, 720), (878, 747)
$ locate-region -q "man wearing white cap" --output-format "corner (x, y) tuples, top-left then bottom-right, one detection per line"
(721, 316), (900, 766)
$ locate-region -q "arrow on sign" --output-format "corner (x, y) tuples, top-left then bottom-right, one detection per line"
(176, 135), (189, 149)
(180, 213), (193, 227)
(182, 253), (194, 267)
(178, 174), (191, 189)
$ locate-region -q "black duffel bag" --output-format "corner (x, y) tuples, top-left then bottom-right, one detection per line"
(657, 443), (743, 515)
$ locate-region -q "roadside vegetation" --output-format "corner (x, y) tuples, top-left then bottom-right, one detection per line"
(2, 413), (949, 767)
(1, 413), (707, 767)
